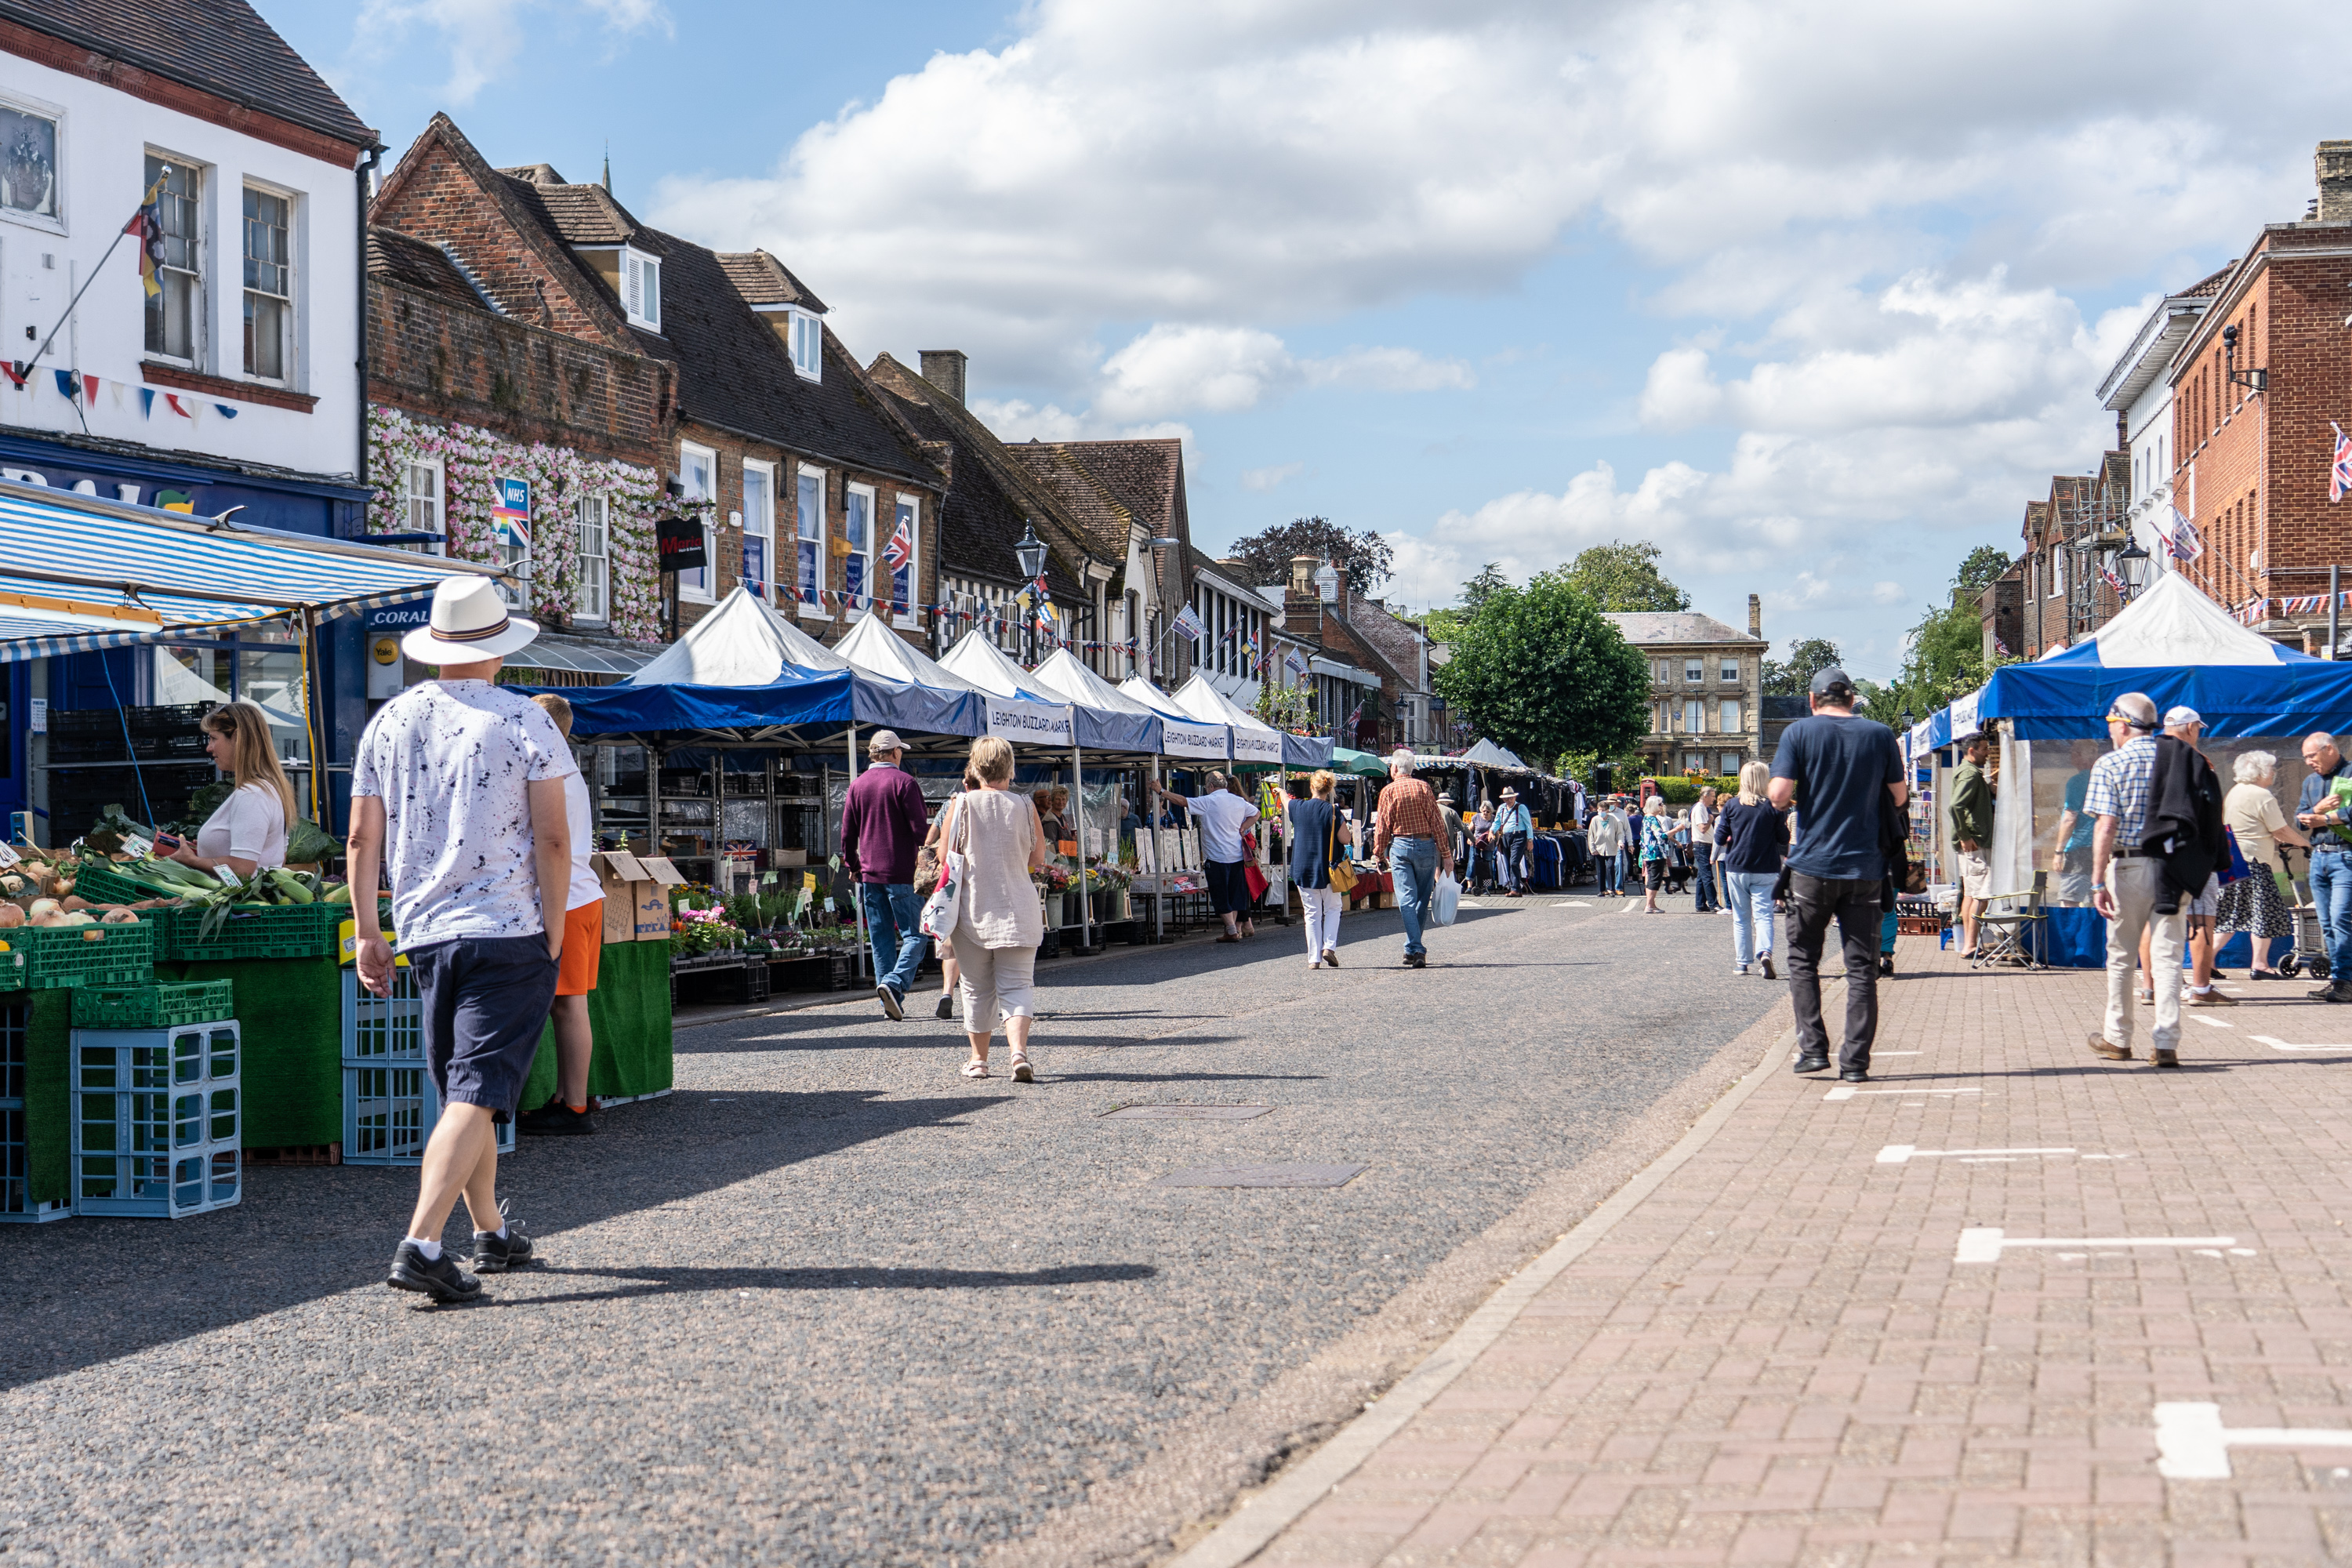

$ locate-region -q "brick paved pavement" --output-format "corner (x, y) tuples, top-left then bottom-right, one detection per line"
(1220, 938), (2352, 1566)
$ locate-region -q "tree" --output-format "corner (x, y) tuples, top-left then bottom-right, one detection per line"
(1228, 516), (1393, 596)
(1555, 540), (1690, 612)
(1876, 546), (2017, 727)
(1421, 562), (1508, 646)
(1954, 544), (2013, 604)
(1433, 574), (1650, 764)
(1762, 637), (1844, 697)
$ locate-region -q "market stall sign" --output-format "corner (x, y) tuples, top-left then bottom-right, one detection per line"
(1157, 720), (1229, 760)
(1232, 729), (1283, 766)
(984, 697), (1072, 746)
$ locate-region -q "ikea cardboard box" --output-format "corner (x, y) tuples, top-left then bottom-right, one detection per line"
(590, 851), (649, 945)
(634, 855), (688, 941)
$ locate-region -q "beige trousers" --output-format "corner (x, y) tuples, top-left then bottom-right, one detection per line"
(2104, 857), (2184, 1054)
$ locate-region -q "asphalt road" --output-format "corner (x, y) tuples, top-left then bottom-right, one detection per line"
(0, 893), (1783, 1566)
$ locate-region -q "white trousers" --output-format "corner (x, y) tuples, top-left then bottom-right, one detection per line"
(1301, 886), (1344, 959)
(949, 929), (1036, 1038)
(2104, 857), (2183, 1054)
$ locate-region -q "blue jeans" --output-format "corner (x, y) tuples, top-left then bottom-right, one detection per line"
(1692, 844), (1717, 910)
(1725, 869), (1776, 967)
(1391, 836), (1439, 956)
(1595, 852), (1620, 894)
(859, 883), (928, 997)
(2312, 850), (2352, 980)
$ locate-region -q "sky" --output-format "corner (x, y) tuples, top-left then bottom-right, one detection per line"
(274, 0), (2348, 678)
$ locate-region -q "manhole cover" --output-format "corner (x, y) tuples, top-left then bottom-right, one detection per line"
(1152, 1163), (1367, 1189)
(1100, 1104), (1272, 1121)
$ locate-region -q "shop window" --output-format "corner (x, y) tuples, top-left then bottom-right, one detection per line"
(575, 495), (608, 623)
(843, 485), (873, 614)
(677, 443), (716, 601)
(143, 154), (202, 364)
(0, 98), (61, 224)
(741, 460), (774, 602)
(796, 466), (826, 615)
(241, 186), (292, 382)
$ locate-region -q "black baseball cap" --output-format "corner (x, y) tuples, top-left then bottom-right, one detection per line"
(1809, 666), (1855, 695)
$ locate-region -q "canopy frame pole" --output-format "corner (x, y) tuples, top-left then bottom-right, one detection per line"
(1151, 752), (1163, 943)
(1073, 732), (1092, 952)
(847, 722), (866, 982)
(2334, 563), (2342, 661)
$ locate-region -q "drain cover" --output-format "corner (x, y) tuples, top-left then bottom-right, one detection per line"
(1100, 1104), (1272, 1121)
(1152, 1162), (1367, 1189)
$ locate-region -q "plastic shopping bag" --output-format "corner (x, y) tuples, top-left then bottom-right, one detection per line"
(1432, 872), (1461, 927)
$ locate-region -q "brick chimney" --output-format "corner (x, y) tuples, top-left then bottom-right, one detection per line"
(920, 350), (968, 405)
(2318, 141), (2352, 223)
(1748, 593), (1761, 639)
(1218, 556), (1254, 584)
(1285, 554), (1324, 636)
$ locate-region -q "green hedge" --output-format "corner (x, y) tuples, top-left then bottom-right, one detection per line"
(1646, 775), (1740, 807)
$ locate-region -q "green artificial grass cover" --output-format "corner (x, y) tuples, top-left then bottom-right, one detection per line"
(523, 939), (675, 1109)
(154, 954), (343, 1149)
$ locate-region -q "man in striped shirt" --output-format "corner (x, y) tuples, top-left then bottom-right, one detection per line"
(1374, 749), (1453, 967)
(2087, 692), (2179, 1066)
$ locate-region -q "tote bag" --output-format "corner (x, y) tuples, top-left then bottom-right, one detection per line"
(1324, 808), (1359, 894)
(1432, 870), (1461, 926)
(918, 797), (967, 939)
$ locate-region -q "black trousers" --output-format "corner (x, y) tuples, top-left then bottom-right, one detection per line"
(1786, 872), (1883, 1071)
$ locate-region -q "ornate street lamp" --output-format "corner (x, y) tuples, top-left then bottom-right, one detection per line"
(2117, 540), (2151, 600)
(1013, 522), (1047, 665)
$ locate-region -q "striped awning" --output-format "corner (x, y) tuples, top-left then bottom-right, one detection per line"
(0, 480), (502, 663)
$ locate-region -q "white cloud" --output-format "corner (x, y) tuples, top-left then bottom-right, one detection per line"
(349, 0), (667, 106)
(1083, 323), (1473, 422)
(1241, 463), (1305, 492)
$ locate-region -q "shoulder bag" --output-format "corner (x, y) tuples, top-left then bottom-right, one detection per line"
(918, 797), (967, 939)
(1325, 806), (1359, 894)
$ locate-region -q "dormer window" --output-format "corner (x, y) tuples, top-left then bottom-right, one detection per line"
(787, 307), (822, 381)
(622, 245), (662, 331)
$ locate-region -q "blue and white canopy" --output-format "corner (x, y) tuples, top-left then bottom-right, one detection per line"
(1171, 673), (1285, 768)
(1976, 573), (2352, 739)
(1120, 675), (1231, 761)
(1025, 648), (1163, 755)
(0, 479), (503, 661)
(938, 630), (1080, 748)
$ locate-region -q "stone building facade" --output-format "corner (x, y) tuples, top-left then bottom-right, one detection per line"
(1605, 598), (1768, 779)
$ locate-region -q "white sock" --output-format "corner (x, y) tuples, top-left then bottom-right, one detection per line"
(474, 1224), (510, 1240)
(407, 1236), (441, 1261)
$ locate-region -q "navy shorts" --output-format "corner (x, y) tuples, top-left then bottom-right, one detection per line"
(408, 933), (561, 1119)
(1204, 858), (1251, 916)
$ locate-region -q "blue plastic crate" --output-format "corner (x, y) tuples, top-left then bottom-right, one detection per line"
(71, 1022), (241, 1219)
(339, 967), (511, 1166)
(0, 996), (69, 1223)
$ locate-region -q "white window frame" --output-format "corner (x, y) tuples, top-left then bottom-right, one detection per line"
(1718, 699), (1740, 735)
(843, 481), (876, 619)
(401, 456), (445, 556)
(1682, 698), (1704, 733)
(622, 245), (662, 332)
(0, 89), (67, 236)
(143, 150), (205, 368)
(1719, 659), (1738, 684)
(786, 307), (822, 381)
(1683, 659), (1704, 684)
(741, 458), (776, 604)
(1719, 751), (1742, 775)
(239, 180), (296, 386)
(574, 492), (609, 625)
(677, 441), (717, 602)
(2049, 550), (2067, 599)
(890, 492), (922, 628)
(794, 463), (829, 619)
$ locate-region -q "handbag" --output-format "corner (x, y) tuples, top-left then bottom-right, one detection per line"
(914, 818), (945, 895)
(1432, 869), (1461, 925)
(1324, 808), (1359, 894)
(918, 797), (967, 939)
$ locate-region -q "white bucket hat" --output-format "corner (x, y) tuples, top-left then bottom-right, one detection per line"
(400, 575), (541, 664)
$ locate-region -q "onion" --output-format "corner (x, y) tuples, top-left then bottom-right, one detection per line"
(100, 909), (139, 924)
(26, 898), (59, 919)
(0, 905), (20, 929)
(60, 895), (89, 913)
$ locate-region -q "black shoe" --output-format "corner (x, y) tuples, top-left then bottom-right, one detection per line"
(387, 1241), (481, 1302)
(1403, 952), (1426, 968)
(1841, 1069), (1869, 1083)
(2312, 982), (2352, 1002)
(517, 1100), (597, 1136)
(1791, 1054), (1831, 1075)
(1878, 955), (1895, 978)
(472, 1225), (535, 1274)
(935, 993), (956, 1019)
(877, 984), (905, 1021)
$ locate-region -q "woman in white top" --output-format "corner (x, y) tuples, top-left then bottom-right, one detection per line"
(939, 735), (1047, 1081)
(169, 699), (294, 877)
(2216, 750), (2310, 980)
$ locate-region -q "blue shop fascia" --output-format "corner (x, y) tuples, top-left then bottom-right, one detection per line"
(0, 428), (392, 843)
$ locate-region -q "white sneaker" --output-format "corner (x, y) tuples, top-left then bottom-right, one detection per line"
(1736, 964), (1749, 975)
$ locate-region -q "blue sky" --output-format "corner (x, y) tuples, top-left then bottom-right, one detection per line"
(275, 0), (2341, 678)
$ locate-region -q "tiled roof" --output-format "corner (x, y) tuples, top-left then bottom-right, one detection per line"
(717, 251), (828, 314)
(1338, 595), (1427, 691)
(2179, 262), (2236, 299)
(1004, 437), (1186, 561)
(2, 0), (376, 148)
(366, 228), (488, 309)
(1602, 612), (1765, 646)
(499, 175), (639, 246)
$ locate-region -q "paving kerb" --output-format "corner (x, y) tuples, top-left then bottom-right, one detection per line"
(1216, 938), (2352, 1566)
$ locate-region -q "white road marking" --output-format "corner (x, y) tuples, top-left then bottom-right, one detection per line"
(1877, 1051), (1923, 1056)
(2189, 1016), (2235, 1029)
(1825, 1085), (1982, 1101)
(2253, 1035), (2352, 1052)
(1955, 1228), (2239, 1264)
(2154, 1403), (2352, 1479)
(1876, 1145), (2074, 1163)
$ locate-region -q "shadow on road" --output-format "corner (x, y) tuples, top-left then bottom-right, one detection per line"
(476, 1261), (1158, 1308)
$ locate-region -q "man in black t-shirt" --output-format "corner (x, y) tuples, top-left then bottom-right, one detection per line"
(1769, 667), (1907, 1081)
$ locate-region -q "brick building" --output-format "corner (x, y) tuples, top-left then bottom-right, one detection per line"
(1005, 434), (1197, 687)
(1605, 597), (1768, 779)
(1276, 554), (1437, 750)
(2169, 140), (2352, 650)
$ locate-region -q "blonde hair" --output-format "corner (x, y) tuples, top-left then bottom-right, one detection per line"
(970, 735), (1015, 783)
(1642, 794), (1665, 816)
(530, 692), (574, 739)
(1737, 760), (1770, 805)
(1310, 769), (1336, 798)
(201, 700), (295, 827)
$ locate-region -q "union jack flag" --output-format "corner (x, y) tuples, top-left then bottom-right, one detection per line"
(882, 510), (915, 571)
(2167, 506), (2203, 562)
(2332, 423), (2352, 504)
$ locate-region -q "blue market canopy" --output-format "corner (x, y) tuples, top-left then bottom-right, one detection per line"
(1119, 675), (1231, 761)
(938, 631), (1082, 749)
(1025, 648), (1163, 755)
(0, 479), (503, 661)
(1976, 573), (2352, 739)
(1171, 673), (1286, 768)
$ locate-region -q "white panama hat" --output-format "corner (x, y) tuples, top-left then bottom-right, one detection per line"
(400, 575), (542, 664)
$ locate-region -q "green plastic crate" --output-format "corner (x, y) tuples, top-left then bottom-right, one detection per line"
(0, 919), (157, 990)
(64, 861), (172, 909)
(72, 979), (236, 1029)
(154, 903), (341, 962)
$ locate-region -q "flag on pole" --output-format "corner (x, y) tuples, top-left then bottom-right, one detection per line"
(2332, 423), (2352, 504)
(2166, 506), (2202, 562)
(125, 171), (168, 299)
(883, 510), (914, 571)
(1173, 602), (1205, 644)
(1283, 647), (1308, 681)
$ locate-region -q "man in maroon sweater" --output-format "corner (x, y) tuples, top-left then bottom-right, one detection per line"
(840, 729), (931, 1018)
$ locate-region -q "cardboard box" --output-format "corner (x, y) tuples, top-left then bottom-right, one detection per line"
(590, 850), (648, 945)
(635, 855), (688, 941)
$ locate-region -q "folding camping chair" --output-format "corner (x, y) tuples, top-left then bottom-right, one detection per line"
(1970, 870), (2049, 971)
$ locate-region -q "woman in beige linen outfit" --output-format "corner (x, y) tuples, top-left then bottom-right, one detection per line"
(2217, 750), (2309, 980)
(939, 736), (1047, 1081)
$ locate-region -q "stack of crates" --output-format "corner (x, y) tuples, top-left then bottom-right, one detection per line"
(71, 1007), (241, 1220)
(341, 964), (513, 1164)
(0, 994), (69, 1222)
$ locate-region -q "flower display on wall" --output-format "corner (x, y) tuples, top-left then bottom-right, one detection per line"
(366, 405), (664, 642)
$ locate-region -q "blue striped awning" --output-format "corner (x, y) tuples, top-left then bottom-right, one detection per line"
(0, 480), (503, 663)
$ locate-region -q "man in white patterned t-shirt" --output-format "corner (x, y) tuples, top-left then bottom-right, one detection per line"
(349, 575), (577, 1304)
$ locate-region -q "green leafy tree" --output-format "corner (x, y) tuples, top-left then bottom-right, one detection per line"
(1876, 546), (2020, 725)
(1229, 516), (1393, 596)
(1954, 544), (2013, 602)
(1556, 541), (1690, 612)
(1761, 637), (1844, 697)
(1434, 572), (1649, 764)
(1421, 563), (1508, 645)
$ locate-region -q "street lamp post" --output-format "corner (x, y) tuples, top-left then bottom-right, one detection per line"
(1013, 521), (1047, 668)
(2117, 541), (2151, 601)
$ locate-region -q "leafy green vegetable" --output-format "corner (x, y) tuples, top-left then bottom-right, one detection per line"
(285, 818), (341, 865)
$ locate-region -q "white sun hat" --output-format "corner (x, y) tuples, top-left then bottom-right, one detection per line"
(399, 575), (542, 664)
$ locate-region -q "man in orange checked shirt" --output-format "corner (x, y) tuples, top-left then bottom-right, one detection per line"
(1374, 749), (1453, 969)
